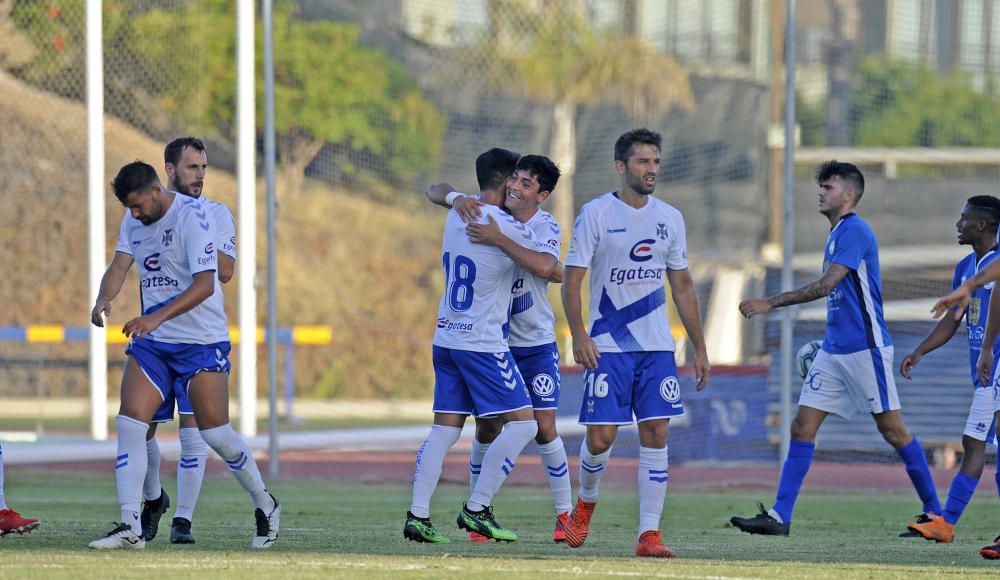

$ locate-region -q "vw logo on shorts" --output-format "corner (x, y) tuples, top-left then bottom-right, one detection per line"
(659, 376), (681, 403)
(532, 374), (556, 397)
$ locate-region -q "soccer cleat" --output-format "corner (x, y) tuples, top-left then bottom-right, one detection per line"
(456, 503), (517, 542)
(404, 511), (451, 544)
(906, 514), (954, 543)
(170, 517), (195, 544)
(0, 509), (40, 536)
(899, 513), (933, 538)
(139, 488), (170, 541)
(252, 493), (280, 549)
(552, 511), (569, 543)
(980, 535), (1000, 560)
(88, 522), (145, 550)
(730, 502), (790, 536)
(562, 498), (597, 548)
(469, 531), (490, 542)
(636, 530), (675, 558)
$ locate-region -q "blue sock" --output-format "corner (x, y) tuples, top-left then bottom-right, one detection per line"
(897, 438), (942, 515)
(942, 472), (979, 525)
(995, 461), (1000, 498)
(772, 440), (815, 524)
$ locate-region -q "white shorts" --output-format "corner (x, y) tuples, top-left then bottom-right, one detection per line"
(797, 346), (900, 419)
(964, 387), (997, 441)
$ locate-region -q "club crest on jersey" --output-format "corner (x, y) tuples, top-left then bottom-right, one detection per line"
(143, 253), (162, 272)
(531, 374), (556, 397)
(161, 229), (173, 247)
(629, 239), (656, 262)
(656, 223), (668, 241)
(970, 297), (981, 325)
(659, 376), (681, 402)
(828, 240), (836, 254)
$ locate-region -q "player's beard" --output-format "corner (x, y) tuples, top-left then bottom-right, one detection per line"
(625, 170), (656, 196)
(171, 177), (201, 198)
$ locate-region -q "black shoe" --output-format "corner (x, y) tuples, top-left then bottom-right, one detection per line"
(170, 517), (195, 544)
(730, 502), (790, 536)
(899, 513), (932, 538)
(139, 489), (170, 542)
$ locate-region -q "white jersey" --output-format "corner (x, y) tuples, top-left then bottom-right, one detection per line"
(114, 194), (229, 344)
(566, 192), (688, 353)
(508, 209), (561, 347)
(433, 200), (538, 352)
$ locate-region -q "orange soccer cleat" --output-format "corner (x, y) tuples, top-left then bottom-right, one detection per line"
(636, 530), (675, 558)
(562, 498), (596, 548)
(906, 514), (955, 543)
(552, 511), (569, 543)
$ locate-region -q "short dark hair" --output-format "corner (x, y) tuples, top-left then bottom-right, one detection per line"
(815, 160), (865, 202)
(514, 154), (560, 194)
(614, 128), (662, 163)
(164, 136), (206, 167)
(111, 161), (159, 204)
(475, 147), (520, 191)
(967, 195), (1000, 230)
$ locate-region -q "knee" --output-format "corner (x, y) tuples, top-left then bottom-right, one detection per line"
(789, 417), (817, 442)
(534, 419), (558, 445)
(475, 420), (502, 443)
(878, 424), (910, 448)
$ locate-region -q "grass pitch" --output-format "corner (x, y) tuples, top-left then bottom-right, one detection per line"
(0, 469), (998, 578)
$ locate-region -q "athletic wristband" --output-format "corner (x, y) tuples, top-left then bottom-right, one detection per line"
(444, 191), (464, 207)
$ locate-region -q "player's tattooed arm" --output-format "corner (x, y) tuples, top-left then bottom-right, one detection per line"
(739, 263), (850, 318)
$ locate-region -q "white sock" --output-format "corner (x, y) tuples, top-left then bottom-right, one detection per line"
(115, 415), (149, 535)
(0, 443), (7, 510)
(143, 438), (162, 501)
(468, 420), (537, 510)
(409, 425), (462, 518)
(199, 423), (272, 511)
(538, 436), (572, 515)
(469, 438), (491, 495)
(637, 445), (669, 535)
(578, 438), (612, 503)
(175, 427), (208, 521)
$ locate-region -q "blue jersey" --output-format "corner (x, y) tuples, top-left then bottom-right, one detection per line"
(821, 213), (892, 354)
(953, 249), (1000, 388)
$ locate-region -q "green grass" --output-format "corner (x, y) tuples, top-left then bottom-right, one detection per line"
(1, 470), (998, 578)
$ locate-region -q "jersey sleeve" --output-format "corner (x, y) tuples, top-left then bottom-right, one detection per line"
(532, 217), (561, 259)
(566, 204), (599, 268)
(113, 209), (132, 255)
(182, 207), (218, 275)
(952, 260), (964, 292)
(492, 210), (537, 250)
(829, 224), (867, 270)
(665, 212), (689, 270)
(215, 205), (237, 260)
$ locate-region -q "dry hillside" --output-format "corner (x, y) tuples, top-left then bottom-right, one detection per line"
(0, 69), (444, 399)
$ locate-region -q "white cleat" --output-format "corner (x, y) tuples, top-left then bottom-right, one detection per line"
(88, 523), (146, 550)
(252, 493), (280, 549)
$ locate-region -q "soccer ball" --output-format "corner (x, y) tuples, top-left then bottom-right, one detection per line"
(796, 340), (822, 379)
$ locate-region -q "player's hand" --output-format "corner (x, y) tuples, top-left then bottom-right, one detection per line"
(898, 351), (921, 380)
(977, 349), (994, 388)
(466, 215), (503, 245)
(694, 349), (710, 390)
(738, 298), (772, 319)
(91, 299), (111, 327)
(931, 286), (971, 320)
(453, 195), (483, 223)
(122, 313), (163, 340)
(572, 334), (600, 370)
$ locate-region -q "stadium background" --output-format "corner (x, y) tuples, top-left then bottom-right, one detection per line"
(2, 0), (1000, 477)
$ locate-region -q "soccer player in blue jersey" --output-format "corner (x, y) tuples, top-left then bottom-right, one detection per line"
(900, 196), (1000, 543)
(138, 137), (236, 545)
(730, 160), (941, 536)
(427, 155), (572, 543)
(89, 161), (278, 550)
(0, 445), (40, 535)
(405, 149), (542, 544)
(561, 128), (711, 558)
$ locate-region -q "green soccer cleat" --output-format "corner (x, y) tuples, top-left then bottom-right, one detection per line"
(404, 511), (452, 544)
(456, 503), (517, 542)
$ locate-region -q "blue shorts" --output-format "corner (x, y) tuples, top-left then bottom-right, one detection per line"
(578, 351), (684, 425)
(432, 346), (532, 417)
(511, 343), (560, 411)
(127, 339), (232, 420)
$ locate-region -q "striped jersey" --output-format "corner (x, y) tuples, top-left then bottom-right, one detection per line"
(508, 209), (561, 347)
(953, 248), (1000, 388)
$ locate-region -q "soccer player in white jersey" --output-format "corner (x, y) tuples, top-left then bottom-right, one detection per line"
(137, 137), (237, 545)
(561, 128), (710, 558)
(88, 161), (278, 550)
(427, 155), (571, 543)
(0, 445), (40, 535)
(900, 196), (1000, 543)
(730, 160), (941, 536)
(405, 148), (541, 543)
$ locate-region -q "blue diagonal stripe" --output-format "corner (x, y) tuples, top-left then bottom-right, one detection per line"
(581, 460), (604, 474)
(511, 292), (534, 316)
(590, 287), (666, 351)
(226, 452), (248, 471)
